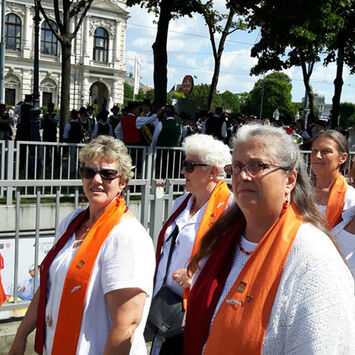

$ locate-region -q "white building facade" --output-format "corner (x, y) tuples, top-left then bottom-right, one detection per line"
(1, 0), (128, 110)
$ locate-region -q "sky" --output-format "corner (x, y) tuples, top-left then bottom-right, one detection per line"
(125, 2), (355, 105)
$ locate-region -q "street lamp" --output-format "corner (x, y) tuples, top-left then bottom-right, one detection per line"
(30, 0), (41, 141)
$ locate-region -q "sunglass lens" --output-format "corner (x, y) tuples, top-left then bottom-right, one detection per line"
(80, 167), (95, 179)
(100, 169), (118, 180)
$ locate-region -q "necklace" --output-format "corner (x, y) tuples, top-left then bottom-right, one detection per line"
(190, 200), (199, 217)
(238, 239), (253, 256)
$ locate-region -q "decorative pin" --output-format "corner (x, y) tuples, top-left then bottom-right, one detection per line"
(246, 295), (254, 303)
(76, 259), (85, 269)
(71, 285), (82, 293)
(210, 213), (216, 218)
(226, 299), (243, 306)
(46, 315), (52, 327)
(237, 281), (247, 293)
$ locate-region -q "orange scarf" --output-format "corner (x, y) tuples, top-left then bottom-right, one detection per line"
(183, 180), (231, 309)
(203, 204), (302, 355)
(48, 197), (127, 354)
(326, 174), (347, 229)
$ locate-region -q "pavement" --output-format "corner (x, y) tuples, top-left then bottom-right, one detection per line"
(0, 318), (36, 355)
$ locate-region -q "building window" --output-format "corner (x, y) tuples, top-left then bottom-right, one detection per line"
(5, 14), (21, 51)
(42, 92), (53, 107)
(5, 89), (16, 106)
(41, 20), (58, 56)
(93, 27), (108, 63)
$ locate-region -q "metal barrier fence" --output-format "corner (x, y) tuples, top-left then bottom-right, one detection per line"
(0, 177), (186, 313)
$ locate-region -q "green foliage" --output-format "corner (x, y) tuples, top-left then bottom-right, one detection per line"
(189, 84), (210, 111)
(339, 102), (355, 128)
(249, 72), (296, 119)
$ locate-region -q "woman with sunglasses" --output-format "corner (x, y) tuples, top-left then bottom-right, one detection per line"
(9, 136), (155, 355)
(147, 134), (232, 353)
(184, 124), (354, 354)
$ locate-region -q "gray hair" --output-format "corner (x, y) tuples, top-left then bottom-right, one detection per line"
(182, 134), (232, 179)
(79, 136), (134, 182)
(233, 124), (327, 232)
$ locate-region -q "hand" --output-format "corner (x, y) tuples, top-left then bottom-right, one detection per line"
(172, 268), (192, 289)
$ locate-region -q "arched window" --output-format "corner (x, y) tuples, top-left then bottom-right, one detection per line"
(41, 20), (58, 56)
(93, 27), (108, 62)
(5, 14), (21, 51)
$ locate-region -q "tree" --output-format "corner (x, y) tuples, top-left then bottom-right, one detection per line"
(37, 0), (94, 138)
(197, 0), (245, 111)
(126, 0), (201, 108)
(189, 83), (211, 111)
(218, 90), (240, 112)
(323, 1), (355, 127)
(245, 0), (330, 121)
(249, 72), (295, 119)
(339, 102), (355, 129)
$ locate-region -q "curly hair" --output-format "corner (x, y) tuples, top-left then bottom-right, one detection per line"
(79, 136), (134, 183)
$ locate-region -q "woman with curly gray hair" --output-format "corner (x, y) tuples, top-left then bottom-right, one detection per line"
(184, 124), (354, 354)
(10, 136), (155, 355)
(147, 134), (232, 352)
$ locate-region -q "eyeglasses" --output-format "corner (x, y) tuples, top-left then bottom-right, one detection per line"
(79, 167), (120, 181)
(224, 161), (289, 177)
(182, 160), (209, 173)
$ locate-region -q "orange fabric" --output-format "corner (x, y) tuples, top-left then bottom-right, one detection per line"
(183, 180), (231, 309)
(204, 204), (303, 355)
(0, 253), (6, 307)
(326, 174), (348, 229)
(51, 197), (127, 355)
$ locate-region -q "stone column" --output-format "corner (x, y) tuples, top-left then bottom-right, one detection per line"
(23, 5), (32, 58)
(82, 16), (90, 65)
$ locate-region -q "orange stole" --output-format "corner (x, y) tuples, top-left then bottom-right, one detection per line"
(326, 174), (348, 230)
(51, 197), (127, 355)
(204, 204), (303, 355)
(183, 180), (231, 309)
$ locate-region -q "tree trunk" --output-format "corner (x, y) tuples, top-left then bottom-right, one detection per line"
(206, 8), (236, 112)
(152, 0), (172, 108)
(207, 54), (222, 111)
(300, 60), (316, 120)
(331, 40), (345, 128)
(59, 40), (72, 140)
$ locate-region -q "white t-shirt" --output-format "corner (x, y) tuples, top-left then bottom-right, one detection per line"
(193, 223), (355, 354)
(45, 209), (155, 355)
(315, 184), (355, 216)
(332, 205), (355, 278)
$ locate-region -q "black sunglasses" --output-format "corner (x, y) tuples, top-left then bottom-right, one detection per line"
(79, 167), (120, 181)
(182, 160), (209, 173)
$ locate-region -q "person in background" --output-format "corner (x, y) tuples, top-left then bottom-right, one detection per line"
(86, 105), (96, 130)
(184, 124), (355, 354)
(92, 110), (114, 138)
(311, 129), (355, 230)
(148, 134), (232, 353)
(78, 106), (92, 142)
(42, 102), (58, 142)
(156, 105), (181, 147)
(15, 95), (32, 142)
(115, 101), (158, 145)
(63, 110), (82, 143)
(203, 107), (227, 142)
(17, 265), (39, 301)
(0, 104), (13, 140)
(9, 136), (155, 355)
(108, 105), (121, 131)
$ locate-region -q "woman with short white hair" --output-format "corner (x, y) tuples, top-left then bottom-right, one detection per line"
(146, 134), (232, 352)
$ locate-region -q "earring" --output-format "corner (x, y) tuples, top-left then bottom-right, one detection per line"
(82, 192), (86, 203)
(282, 193), (290, 211)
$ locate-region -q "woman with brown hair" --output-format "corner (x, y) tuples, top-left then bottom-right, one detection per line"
(311, 129), (355, 229)
(184, 124), (354, 354)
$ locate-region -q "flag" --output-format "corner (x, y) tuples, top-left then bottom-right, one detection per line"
(134, 57), (141, 95)
(194, 75), (198, 79)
